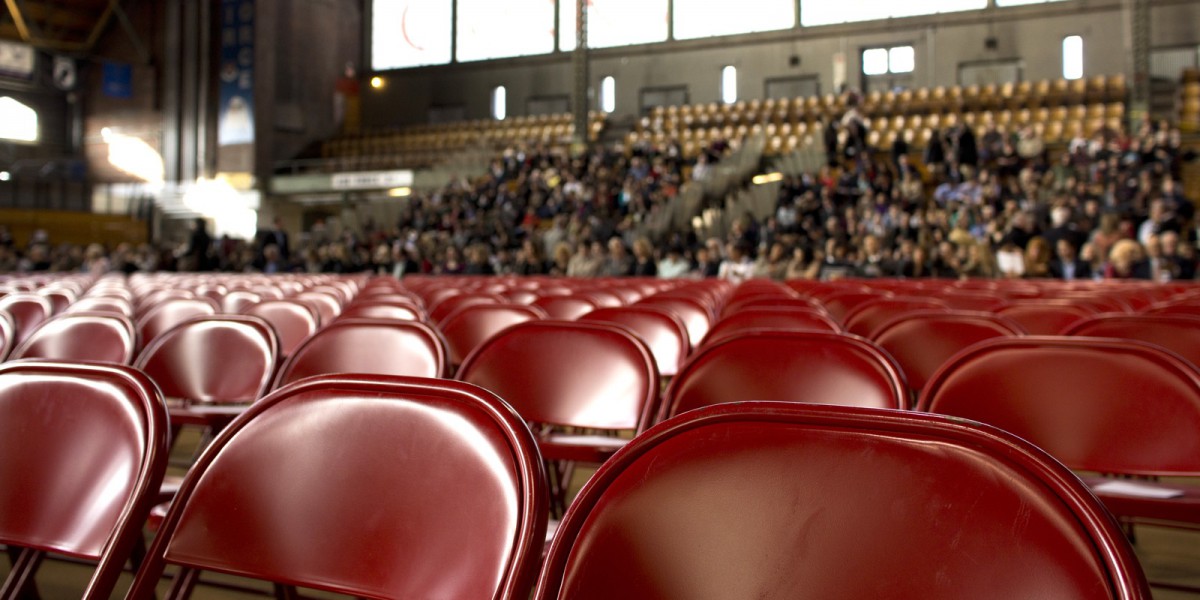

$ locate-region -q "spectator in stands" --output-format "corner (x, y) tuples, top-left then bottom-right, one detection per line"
(854, 235), (892, 278)
(658, 245), (691, 279)
(629, 238), (657, 277)
(718, 242), (755, 283)
(567, 242), (601, 277)
(600, 237), (633, 276)
(1023, 237), (1052, 279)
(753, 242), (789, 281)
(181, 218), (213, 271)
(958, 240), (997, 279)
(261, 244), (287, 274)
(694, 246), (720, 278)
(1049, 239), (1092, 281)
(1105, 239), (1151, 280)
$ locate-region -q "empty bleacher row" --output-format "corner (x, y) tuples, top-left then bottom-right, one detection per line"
(319, 112), (608, 172)
(633, 75), (1132, 158)
(5, 272), (1200, 597)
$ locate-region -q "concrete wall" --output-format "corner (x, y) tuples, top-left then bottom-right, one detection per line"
(362, 0), (1200, 127)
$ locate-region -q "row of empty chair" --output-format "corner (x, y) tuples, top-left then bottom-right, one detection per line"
(5, 272), (1200, 597)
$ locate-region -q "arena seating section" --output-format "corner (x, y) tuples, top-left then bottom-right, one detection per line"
(9, 270), (1200, 597)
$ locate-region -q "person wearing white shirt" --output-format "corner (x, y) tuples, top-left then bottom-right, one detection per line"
(718, 242), (756, 284)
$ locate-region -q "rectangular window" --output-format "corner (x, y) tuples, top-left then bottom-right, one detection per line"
(721, 66), (738, 104)
(862, 45), (915, 76)
(0, 97), (37, 142)
(1063, 35), (1083, 80)
(673, 0), (794, 40)
(600, 76), (616, 113)
(492, 86), (507, 120)
(803, 0), (985, 27)
(370, 0), (452, 70)
(457, 0), (555, 62)
(559, 0), (668, 51)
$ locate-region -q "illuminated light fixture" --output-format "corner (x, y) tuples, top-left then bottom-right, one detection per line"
(0, 97), (38, 142)
(183, 177), (259, 240)
(752, 172), (784, 185)
(370, 76), (385, 89)
(102, 128), (165, 184)
(0, 171), (9, 182)
(387, 186), (412, 197)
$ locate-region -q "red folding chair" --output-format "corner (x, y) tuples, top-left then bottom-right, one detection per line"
(699, 307), (842, 348)
(125, 375), (547, 600)
(0, 311), (14, 361)
(429, 292), (505, 324)
(919, 336), (1200, 593)
(242, 299), (321, 358)
(536, 402), (1149, 599)
(10, 312), (137, 364)
(136, 297), (219, 349)
(997, 300), (1100, 335)
(635, 296), (713, 350)
(0, 293), (52, 345)
(663, 330), (906, 421)
(842, 296), (950, 337)
(533, 296), (599, 321)
(457, 321), (657, 513)
(581, 306), (690, 377)
(338, 301), (425, 322)
(0, 361), (168, 599)
(1063, 314), (1200, 368)
(441, 303), (547, 368)
(274, 318), (447, 389)
(870, 310), (1026, 397)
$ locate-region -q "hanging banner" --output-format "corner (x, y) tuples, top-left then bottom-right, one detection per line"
(218, 0), (255, 147)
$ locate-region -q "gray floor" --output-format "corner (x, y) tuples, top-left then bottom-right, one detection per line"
(5, 426), (1199, 599)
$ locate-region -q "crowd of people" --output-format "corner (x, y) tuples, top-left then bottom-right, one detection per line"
(2, 105), (1197, 284)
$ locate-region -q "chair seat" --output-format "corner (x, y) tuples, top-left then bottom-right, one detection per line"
(539, 433), (628, 463)
(165, 400), (249, 426)
(1081, 475), (1200, 527)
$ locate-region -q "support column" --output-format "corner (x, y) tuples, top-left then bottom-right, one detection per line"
(571, 0), (589, 153)
(1127, 0), (1150, 126)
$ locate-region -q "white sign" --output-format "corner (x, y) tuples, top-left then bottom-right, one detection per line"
(53, 56), (76, 90)
(330, 169), (414, 190)
(0, 41), (34, 79)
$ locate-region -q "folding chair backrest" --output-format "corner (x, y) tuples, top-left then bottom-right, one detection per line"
(581, 306), (690, 377)
(127, 375), (546, 600)
(136, 298), (219, 348)
(871, 310), (1026, 395)
(843, 296), (950, 337)
(135, 315), (279, 404)
(536, 402), (1149, 599)
(0, 293), (53, 345)
(700, 308), (841, 348)
(242, 299), (320, 357)
(664, 331), (906, 420)
(997, 301), (1099, 335)
(440, 303), (546, 367)
(1063, 314), (1200, 368)
(11, 312), (137, 364)
(919, 336), (1200, 475)
(274, 318), (447, 389)
(0, 361), (168, 599)
(458, 321), (658, 432)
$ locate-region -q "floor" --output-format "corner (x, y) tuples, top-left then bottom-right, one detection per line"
(5, 427), (1200, 599)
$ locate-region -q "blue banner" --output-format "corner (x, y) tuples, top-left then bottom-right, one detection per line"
(102, 62), (132, 98)
(218, 0), (255, 146)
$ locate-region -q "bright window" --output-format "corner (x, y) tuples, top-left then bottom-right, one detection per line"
(559, 0), (668, 51)
(600, 76), (616, 113)
(0, 97), (37, 142)
(803, 0), (986, 27)
(673, 0), (794, 40)
(862, 46), (915, 76)
(1063, 35), (1083, 80)
(721, 66), (737, 104)
(492, 86), (507, 120)
(457, 0), (555, 62)
(370, 0), (452, 70)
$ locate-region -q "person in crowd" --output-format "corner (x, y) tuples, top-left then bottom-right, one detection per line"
(657, 245), (691, 279)
(718, 242), (755, 283)
(630, 238), (657, 277)
(1048, 239), (1092, 281)
(1023, 237), (1053, 279)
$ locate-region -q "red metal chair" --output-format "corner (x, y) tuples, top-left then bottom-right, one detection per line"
(125, 374), (547, 600)
(581, 306), (690, 377)
(0, 361), (169, 599)
(699, 307), (842, 347)
(136, 297), (219, 349)
(842, 296), (950, 337)
(937, 291), (1011, 312)
(819, 290), (893, 322)
(635, 296), (712, 350)
(274, 318), (447, 389)
(242, 299), (321, 358)
(294, 291), (342, 323)
(457, 321), (657, 512)
(67, 295), (135, 317)
(663, 330), (906, 421)
(0, 311), (14, 361)
(135, 315), (279, 430)
(429, 292), (506, 324)
(37, 287), (75, 314)
(1063, 314), (1200, 368)
(870, 310), (1026, 397)
(919, 336), (1200, 593)
(338, 301), (425, 322)
(997, 300), (1100, 335)
(0, 293), (52, 345)
(440, 303), (547, 368)
(533, 295), (599, 321)
(10, 312), (138, 364)
(536, 402), (1150, 600)
(220, 290), (261, 314)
